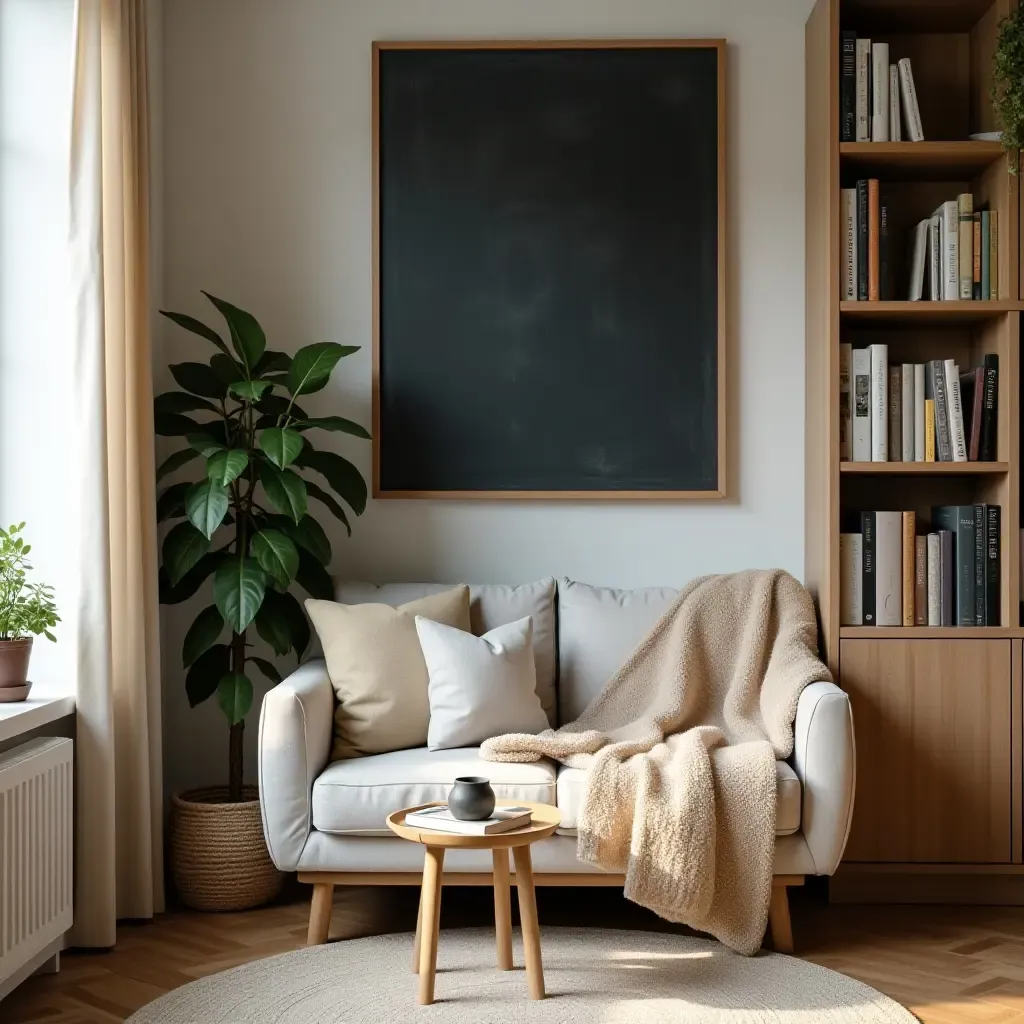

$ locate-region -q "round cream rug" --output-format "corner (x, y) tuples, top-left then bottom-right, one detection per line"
(127, 927), (918, 1023)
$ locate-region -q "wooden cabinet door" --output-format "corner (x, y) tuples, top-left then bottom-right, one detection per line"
(841, 639), (1014, 864)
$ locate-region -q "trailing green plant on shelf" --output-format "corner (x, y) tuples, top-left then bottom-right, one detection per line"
(0, 523), (59, 641)
(156, 292), (369, 802)
(993, 5), (1024, 171)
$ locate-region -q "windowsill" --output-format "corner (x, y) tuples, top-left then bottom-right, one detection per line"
(0, 693), (75, 744)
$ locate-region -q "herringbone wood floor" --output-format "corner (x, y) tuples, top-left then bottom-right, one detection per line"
(10, 885), (1024, 1022)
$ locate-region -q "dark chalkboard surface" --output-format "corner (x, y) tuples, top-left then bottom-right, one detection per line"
(374, 42), (725, 497)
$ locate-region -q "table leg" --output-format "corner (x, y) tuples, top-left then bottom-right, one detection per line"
(512, 845), (545, 999)
(412, 886), (425, 973)
(418, 846), (445, 1005)
(492, 848), (513, 970)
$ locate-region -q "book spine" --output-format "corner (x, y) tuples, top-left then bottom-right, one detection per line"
(889, 65), (901, 141)
(879, 196), (892, 300)
(965, 369), (982, 462)
(898, 58), (925, 142)
(981, 210), (991, 301)
(840, 343), (852, 461)
(942, 201), (959, 301)
(856, 39), (872, 142)
(974, 503), (986, 626)
(861, 511), (876, 625)
(940, 529), (954, 627)
(875, 511), (903, 626)
(840, 533), (864, 625)
(944, 359), (968, 462)
(973, 214), (982, 300)
(956, 507), (976, 626)
(958, 193), (974, 300)
(888, 365), (902, 461)
(926, 533), (941, 626)
(871, 43), (890, 142)
(980, 353), (999, 462)
(928, 215), (940, 300)
(914, 535), (927, 626)
(987, 505), (1001, 626)
(852, 348), (872, 461)
(868, 180), (880, 300)
(914, 363), (926, 462)
(925, 399), (935, 461)
(870, 344), (888, 461)
(930, 359), (951, 461)
(902, 511), (915, 626)
(842, 189), (858, 301)
(908, 219), (928, 301)
(840, 32), (857, 142)
(857, 182), (869, 301)
(901, 362), (915, 461)
(990, 210), (998, 300)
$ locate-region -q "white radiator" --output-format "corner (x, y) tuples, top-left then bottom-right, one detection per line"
(0, 738), (73, 988)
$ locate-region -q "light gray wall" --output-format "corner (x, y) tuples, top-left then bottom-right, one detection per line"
(159, 0), (811, 796)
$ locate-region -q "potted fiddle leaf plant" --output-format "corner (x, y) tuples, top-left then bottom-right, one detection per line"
(993, 6), (1024, 169)
(0, 523), (59, 702)
(156, 292), (369, 911)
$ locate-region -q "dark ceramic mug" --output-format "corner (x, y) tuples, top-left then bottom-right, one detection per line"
(448, 777), (496, 821)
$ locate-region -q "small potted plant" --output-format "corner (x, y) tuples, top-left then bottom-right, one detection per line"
(993, 7), (1024, 169)
(157, 292), (368, 911)
(0, 523), (59, 701)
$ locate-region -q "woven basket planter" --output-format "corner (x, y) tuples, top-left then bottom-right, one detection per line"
(170, 786), (284, 912)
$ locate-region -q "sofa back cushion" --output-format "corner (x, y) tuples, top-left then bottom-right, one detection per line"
(334, 578), (558, 725)
(557, 578), (679, 724)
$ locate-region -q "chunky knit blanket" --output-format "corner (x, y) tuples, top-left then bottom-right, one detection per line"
(481, 569), (830, 955)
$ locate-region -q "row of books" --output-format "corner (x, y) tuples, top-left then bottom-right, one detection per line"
(841, 185), (999, 301)
(840, 36), (924, 143)
(840, 506), (1001, 627)
(839, 343), (998, 462)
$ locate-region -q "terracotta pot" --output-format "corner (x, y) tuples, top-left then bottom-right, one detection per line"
(0, 637), (33, 687)
(170, 786), (284, 912)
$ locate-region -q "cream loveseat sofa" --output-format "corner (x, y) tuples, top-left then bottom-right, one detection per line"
(258, 577), (855, 953)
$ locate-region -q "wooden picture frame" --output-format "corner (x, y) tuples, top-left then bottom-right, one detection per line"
(372, 39), (727, 500)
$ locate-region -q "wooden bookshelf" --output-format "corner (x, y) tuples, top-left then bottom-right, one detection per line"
(805, 0), (1024, 896)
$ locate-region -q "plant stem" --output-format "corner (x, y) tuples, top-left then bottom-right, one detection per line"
(229, 628), (246, 800)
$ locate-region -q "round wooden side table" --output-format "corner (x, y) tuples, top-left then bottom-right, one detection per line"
(386, 799), (561, 1006)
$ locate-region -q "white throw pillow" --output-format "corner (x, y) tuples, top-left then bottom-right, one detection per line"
(415, 615), (549, 751)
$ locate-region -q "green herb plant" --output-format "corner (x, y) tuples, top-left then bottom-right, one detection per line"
(993, 7), (1024, 171)
(0, 523), (59, 641)
(156, 293), (369, 801)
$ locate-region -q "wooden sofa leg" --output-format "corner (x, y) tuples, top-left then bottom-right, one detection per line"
(307, 882), (334, 945)
(768, 883), (794, 954)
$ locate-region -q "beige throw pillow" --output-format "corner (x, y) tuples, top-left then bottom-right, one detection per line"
(306, 586), (471, 760)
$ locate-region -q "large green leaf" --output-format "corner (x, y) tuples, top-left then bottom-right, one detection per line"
(304, 480), (351, 535)
(159, 310), (231, 356)
(185, 480), (230, 539)
(257, 393), (308, 421)
(295, 415), (371, 439)
(296, 448), (367, 515)
(156, 481), (191, 522)
(187, 431), (226, 457)
(203, 292), (266, 371)
(229, 380), (272, 402)
(156, 448), (199, 482)
(277, 514), (332, 565)
(182, 605), (224, 666)
(159, 552), (221, 604)
(287, 343), (359, 397)
(214, 558), (267, 633)
(249, 657), (282, 684)
(258, 427), (304, 470)
(254, 592), (292, 656)
(254, 350), (291, 375)
(170, 362), (228, 400)
(185, 643), (230, 707)
(211, 352), (246, 386)
(217, 672), (253, 725)
(163, 521), (211, 586)
(279, 589), (312, 659)
(296, 547), (334, 599)
(260, 464), (307, 523)
(251, 529), (299, 588)
(206, 449), (249, 486)
(155, 411), (202, 437)
(154, 392), (219, 417)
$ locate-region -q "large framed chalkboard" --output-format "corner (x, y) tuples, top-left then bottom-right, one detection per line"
(373, 40), (726, 499)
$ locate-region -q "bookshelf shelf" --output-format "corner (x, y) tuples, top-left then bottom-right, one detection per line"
(839, 626), (1024, 639)
(840, 301), (1019, 323)
(840, 461), (1010, 474)
(841, 0), (999, 34)
(839, 141), (1006, 179)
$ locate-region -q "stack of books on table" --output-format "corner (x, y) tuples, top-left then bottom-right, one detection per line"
(841, 506), (1001, 627)
(839, 34), (923, 142)
(404, 805), (533, 835)
(841, 187), (998, 301)
(840, 343), (998, 462)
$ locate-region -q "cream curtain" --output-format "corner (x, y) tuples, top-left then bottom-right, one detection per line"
(69, 0), (163, 947)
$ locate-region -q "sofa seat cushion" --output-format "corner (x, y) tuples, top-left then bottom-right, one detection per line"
(312, 747), (557, 835)
(554, 761), (802, 837)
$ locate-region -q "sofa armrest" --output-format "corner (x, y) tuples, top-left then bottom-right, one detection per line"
(258, 659), (334, 871)
(791, 681), (856, 876)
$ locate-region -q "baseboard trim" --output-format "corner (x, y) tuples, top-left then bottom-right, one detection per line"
(832, 869), (1024, 904)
